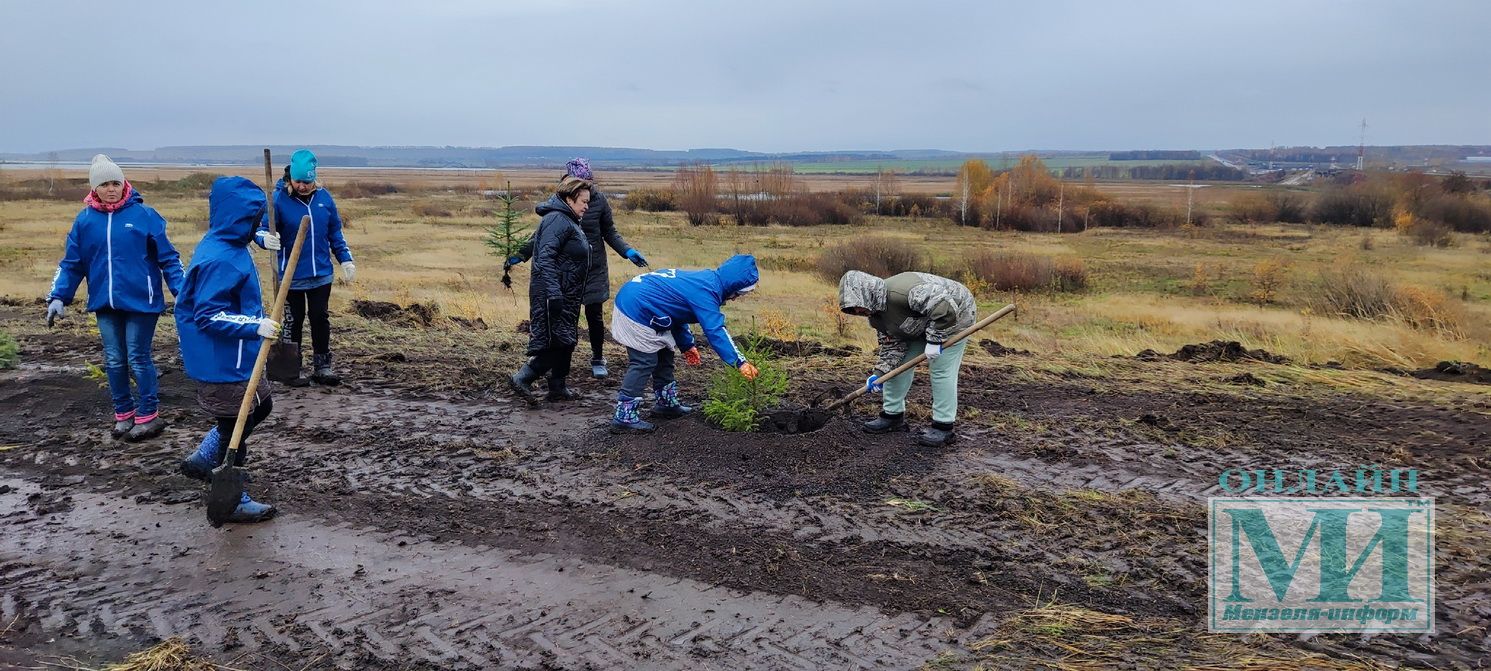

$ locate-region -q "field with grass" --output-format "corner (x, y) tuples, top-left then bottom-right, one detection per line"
(717, 154), (1217, 175)
(2, 168), (1489, 670)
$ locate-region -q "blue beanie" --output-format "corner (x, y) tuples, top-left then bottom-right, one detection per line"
(289, 149), (318, 182)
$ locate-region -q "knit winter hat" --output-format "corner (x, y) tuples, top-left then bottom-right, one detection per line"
(88, 154), (125, 188)
(564, 158), (593, 181)
(289, 149), (318, 182)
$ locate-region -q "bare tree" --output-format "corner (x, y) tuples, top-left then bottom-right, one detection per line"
(673, 163), (718, 226)
(871, 167), (900, 215)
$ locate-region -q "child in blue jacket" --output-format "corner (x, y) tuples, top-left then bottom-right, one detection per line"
(608, 254), (761, 433)
(254, 149), (355, 386)
(47, 155), (184, 441)
(175, 176), (281, 523)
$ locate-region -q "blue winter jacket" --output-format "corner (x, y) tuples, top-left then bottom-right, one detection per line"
(614, 254), (759, 367)
(48, 189), (184, 313)
(255, 180), (353, 285)
(176, 177), (269, 384)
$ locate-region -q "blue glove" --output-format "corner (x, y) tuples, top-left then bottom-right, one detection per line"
(626, 248), (647, 267)
(866, 374), (883, 394)
(504, 255), (523, 270)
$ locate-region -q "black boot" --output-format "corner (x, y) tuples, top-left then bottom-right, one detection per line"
(917, 421), (957, 447)
(546, 376), (580, 401)
(862, 411), (908, 434)
(508, 362), (541, 405)
(311, 352), (341, 386)
(286, 351), (311, 387)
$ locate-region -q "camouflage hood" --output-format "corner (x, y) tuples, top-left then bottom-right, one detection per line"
(838, 270), (887, 313)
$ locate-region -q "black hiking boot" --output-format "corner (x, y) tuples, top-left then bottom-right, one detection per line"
(111, 415), (134, 440)
(125, 415), (167, 442)
(311, 352), (341, 386)
(862, 411), (908, 434)
(546, 376), (580, 402)
(917, 421), (957, 447)
(508, 363), (541, 406)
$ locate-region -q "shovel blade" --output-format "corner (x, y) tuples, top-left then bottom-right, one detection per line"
(206, 463), (246, 526)
(265, 342), (301, 383)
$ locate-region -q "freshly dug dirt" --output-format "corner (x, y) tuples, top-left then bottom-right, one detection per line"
(350, 299), (441, 326)
(749, 336), (860, 358)
(1410, 360), (1491, 385)
(1137, 340), (1290, 364)
(978, 339), (1030, 357)
(1224, 372), (1267, 387)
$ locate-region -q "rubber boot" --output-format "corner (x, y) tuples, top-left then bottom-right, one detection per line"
(111, 412), (135, 440)
(546, 376), (580, 402)
(227, 491), (277, 523)
(286, 351), (311, 388)
(125, 413), (167, 442)
(508, 362), (541, 405)
(311, 352), (341, 386)
(862, 411), (908, 434)
(610, 396), (656, 434)
(650, 382), (692, 419)
(917, 421), (957, 447)
(180, 427), (223, 482)
(591, 357), (609, 379)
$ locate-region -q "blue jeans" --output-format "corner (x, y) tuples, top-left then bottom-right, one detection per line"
(96, 309), (160, 419)
(618, 347), (676, 400)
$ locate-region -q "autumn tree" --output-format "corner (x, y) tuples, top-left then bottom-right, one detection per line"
(674, 162), (718, 226)
(955, 159), (994, 226)
(871, 167), (900, 215)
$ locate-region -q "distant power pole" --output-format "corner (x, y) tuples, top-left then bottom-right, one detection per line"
(1357, 118), (1367, 171)
(1056, 181), (1064, 233)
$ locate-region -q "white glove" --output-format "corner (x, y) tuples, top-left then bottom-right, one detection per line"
(924, 342), (943, 361)
(46, 299), (65, 321)
(256, 318), (281, 339)
(258, 231), (282, 251)
(340, 261), (356, 283)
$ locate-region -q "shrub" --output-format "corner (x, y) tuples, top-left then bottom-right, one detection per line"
(815, 236), (924, 283)
(702, 339), (788, 432)
(622, 187), (676, 212)
(1311, 266), (1465, 335)
(0, 331), (17, 369)
(1395, 209), (1454, 247)
(1249, 258), (1290, 304)
(412, 199), (453, 217)
(1085, 201), (1185, 229)
(1309, 185), (1393, 227)
(1229, 191), (1306, 224)
(963, 251), (1088, 293)
(336, 181), (400, 198)
(1416, 194), (1491, 233)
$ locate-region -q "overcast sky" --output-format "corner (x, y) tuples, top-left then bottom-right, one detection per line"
(1, 0), (1487, 154)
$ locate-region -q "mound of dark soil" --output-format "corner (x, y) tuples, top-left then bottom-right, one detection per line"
(1225, 372), (1267, 387)
(608, 414), (935, 499)
(757, 406), (832, 434)
(978, 339), (1030, 357)
(350, 299), (442, 326)
(1410, 360), (1491, 385)
(749, 336), (860, 358)
(1137, 340), (1290, 365)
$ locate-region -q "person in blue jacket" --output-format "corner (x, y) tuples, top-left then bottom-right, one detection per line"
(46, 154), (184, 442)
(254, 149), (355, 386)
(175, 176), (281, 523)
(608, 254), (761, 433)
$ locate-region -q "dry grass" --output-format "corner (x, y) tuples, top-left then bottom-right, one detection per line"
(3, 180), (1488, 372)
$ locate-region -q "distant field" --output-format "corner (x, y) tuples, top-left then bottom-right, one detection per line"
(721, 155), (1217, 174)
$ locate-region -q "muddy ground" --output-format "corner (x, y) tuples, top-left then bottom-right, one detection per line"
(1, 307), (1488, 670)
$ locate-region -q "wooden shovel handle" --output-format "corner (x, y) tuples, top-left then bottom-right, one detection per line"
(263, 149), (280, 293)
(825, 303), (1016, 412)
(222, 215), (311, 462)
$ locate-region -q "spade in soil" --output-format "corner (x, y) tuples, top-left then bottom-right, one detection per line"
(787, 304), (1017, 434)
(208, 214), (311, 526)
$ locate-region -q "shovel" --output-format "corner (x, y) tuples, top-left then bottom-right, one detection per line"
(789, 303), (1017, 433)
(261, 149), (302, 383)
(206, 213), (312, 526)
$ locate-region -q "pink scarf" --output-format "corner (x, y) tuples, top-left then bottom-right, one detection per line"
(84, 181), (135, 213)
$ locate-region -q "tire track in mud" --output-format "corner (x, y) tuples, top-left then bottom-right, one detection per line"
(0, 478), (992, 670)
(5, 364), (1490, 667)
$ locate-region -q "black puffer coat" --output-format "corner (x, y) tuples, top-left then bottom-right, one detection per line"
(525, 196), (590, 355)
(517, 189), (632, 304)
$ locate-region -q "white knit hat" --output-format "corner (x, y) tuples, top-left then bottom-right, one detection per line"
(88, 154), (125, 188)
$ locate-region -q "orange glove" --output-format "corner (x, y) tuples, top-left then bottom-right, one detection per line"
(738, 362), (759, 380)
(683, 347), (702, 366)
